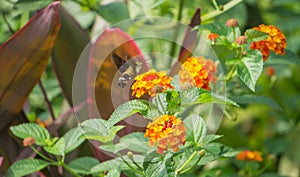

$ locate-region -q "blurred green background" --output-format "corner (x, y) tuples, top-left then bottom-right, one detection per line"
(1, 0), (300, 176)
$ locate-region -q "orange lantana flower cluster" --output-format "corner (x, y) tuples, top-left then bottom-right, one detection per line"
(144, 115), (186, 154)
(131, 69), (174, 98)
(179, 56), (218, 90)
(250, 24), (286, 61)
(236, 150), (263, 162)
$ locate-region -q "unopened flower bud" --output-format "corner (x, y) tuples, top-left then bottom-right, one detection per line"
(127, 151), (134, 160)
(235, 36), (247, 45)
(23, 137), (35, 146)
(266, 66), (275, 77)
(226, 19), (239, 27)
(199, 149), (206, 157)
(208, 33), (219, 45)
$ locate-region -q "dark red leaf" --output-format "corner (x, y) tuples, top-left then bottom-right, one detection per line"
(0, 2), (61, 129)
(87, 28), (149, 119)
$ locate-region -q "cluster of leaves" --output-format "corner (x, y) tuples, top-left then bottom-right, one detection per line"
(7, 81), (241, 177)
(77, 83), (239, 176)
(2, 0), (300, 177)
(197, 22), (268, 92)
(8, 124), (86, 177)
(7, 114), (234, 177)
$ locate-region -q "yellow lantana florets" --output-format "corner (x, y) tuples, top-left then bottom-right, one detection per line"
(179, 56), (218, 90)
(144, 115), (186, 154)
(236, 150), (263, 162)
(250, 24), (286, 61)
(131, 69), (174, 98)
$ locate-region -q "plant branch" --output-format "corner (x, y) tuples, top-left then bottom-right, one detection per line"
(60, 162), (81, 177)
(118, 153), (145, 176)
(30, 145), (56, 163)
(1, 12), (15, 34)
(180, 150), (205, 174)
(212, 0), (219, 9)
(175, 150), (201, 176)
(38, 80), (56, 121)
(202, 0), (242, 21)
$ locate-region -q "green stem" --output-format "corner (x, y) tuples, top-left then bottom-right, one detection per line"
(168, 0), (184, 67)
(1, 12), (15, 34)
(118, 153), (145, 176)
(202, 0), (242, 21)
(255, 160), (272, 175)
(73, 0), (98, 12)
(129, 156), (143, 171)
(38, 80), (56, 121)
(180, 150), (205, 174)
(30, 145), (56, 163)
(212, 0), (219, 9)
(224, 109), (237, 121)
(225, 65), (237, 82)
(61, 162), (81, 177)
(175, 150), (198, 176)
(232, 27), (237, 41)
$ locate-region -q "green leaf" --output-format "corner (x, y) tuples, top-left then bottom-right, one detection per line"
(225, 58), (241, 65)
(203, 142), (238, 158)
(0, 0), (14, 12)
(202, 135), (223, 145)
(81, 118), (111, 131)
(100, 132), (149, 154)
(10, 123), (50, 146)
(143, 152), (175, 177)
(227, 26), (241, 43)
(15, 0), (53, 12)
(99, 143), (126, 154)
(6, 159), (49, 177)
(98, 2), (129, 24)
(91, 155), (144, 173)
(68, 157), (99, 175)
(81, 126), (124, 143)
(184, 115), (206, 144)
(80, 119), (124, 143)
(181, 88), (239, 107)
(245, 29), (268, 42)
(198, 143), (238, 166)
(44, 137), (65, 156)
(230, 95), (281, 110)
(152, 93), (167, 114)
(63, 127), (85, 153)
(108, 100), (154, 127)
(266, 49), (300, 64)
(119, 132), (149, 153)
(196, 22), (229, 36)
(107, 167), (121, 177)
(237, 50), (263, 92)
(166, 91), (181, 114)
